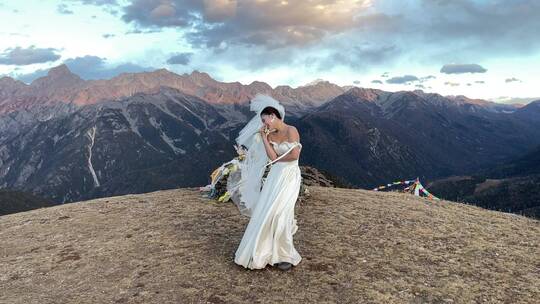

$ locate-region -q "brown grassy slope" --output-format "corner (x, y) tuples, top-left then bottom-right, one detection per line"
(0, 186), (538, 304)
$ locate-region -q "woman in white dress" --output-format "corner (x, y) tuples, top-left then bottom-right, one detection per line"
(231, 95), (303, 271)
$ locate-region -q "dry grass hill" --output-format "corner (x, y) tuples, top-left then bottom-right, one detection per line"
(0, 186), (538, 303)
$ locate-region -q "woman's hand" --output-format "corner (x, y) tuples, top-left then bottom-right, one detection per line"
(259, 125), (278, 160)
(259, 125), (269, 140)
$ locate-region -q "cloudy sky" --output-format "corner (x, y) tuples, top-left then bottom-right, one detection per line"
(0, 0), (538, 102)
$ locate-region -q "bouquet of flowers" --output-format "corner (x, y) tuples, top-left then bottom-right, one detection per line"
(199, 144), (246, 202)
(200, 136), (309, 206)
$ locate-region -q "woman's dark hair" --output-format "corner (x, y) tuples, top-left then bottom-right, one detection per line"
(260, 106), (282, 120)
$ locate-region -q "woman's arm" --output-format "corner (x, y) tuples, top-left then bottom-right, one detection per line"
(276, 126), (301, 162)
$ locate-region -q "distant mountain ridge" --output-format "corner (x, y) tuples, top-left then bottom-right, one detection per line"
(0, 188), (53, 216)
(1, 64), (527, 117)
(1, 65), (539, 215)
(428, 143), (540, 218)
(295, 88), (540, 187)
(0, 65), (347, 117)
(0, 88), (239, 203)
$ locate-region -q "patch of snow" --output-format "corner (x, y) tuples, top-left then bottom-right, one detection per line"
(151, 99), (180, 120)
(165, 93), (208, 129)
(122, 107), (141, 137)
(52, 134), (62, 144)
(149, 117), (185, 154)
(160, 132), (186, 155)
(86, 126), (100, 187)
(148, 116), (160, 129)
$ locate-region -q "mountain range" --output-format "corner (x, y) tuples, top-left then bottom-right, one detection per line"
(296, 88), (540, 188)
(428, 144), (540, 218)
(0, 64), (344, 116)
(0, 189), (53, 216)
(1, 65), (539, 215)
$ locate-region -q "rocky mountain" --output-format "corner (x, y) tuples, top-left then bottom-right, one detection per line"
(428, 174), (540, 219)
(0, 103), (79, 143)
(512, 99), (540, 122)
(300, 165), (350, 188)
(427, 143), (540, 218)
(486, 143), (540, 178)
(0, 90), (342, 203)
(295, 88), (540, 188)
(1, 84), (540, 208)
(444, 94), (522, 113)
(1, 66), (539, 213)
(0, 66), (85, 114)
(0, 187), (538, 303)
(0, 65), (347, 117)
(0, 188), (54, 216)
(295, 89), (434, 188)
(0, 77), (26, 99)
(0, 88), (241, 203)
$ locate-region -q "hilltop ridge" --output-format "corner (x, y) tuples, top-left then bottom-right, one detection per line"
(0, 186), (538, 303)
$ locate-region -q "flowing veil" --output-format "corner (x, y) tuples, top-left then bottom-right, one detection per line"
(227, 94), (286, 217)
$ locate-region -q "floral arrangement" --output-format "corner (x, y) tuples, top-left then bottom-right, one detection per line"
(199, 145), (246, 202)
(200, 142), (309, 205)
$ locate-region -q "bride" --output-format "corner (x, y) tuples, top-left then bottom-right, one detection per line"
(230, 94), (303, 271)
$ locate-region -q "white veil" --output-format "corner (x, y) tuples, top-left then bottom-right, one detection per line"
(227, 94), (285, 217)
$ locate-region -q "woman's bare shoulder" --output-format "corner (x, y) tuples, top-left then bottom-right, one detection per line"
(286, 125), (300, 141)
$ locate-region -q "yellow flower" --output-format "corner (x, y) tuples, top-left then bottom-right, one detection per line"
(218, 191), (231, 202)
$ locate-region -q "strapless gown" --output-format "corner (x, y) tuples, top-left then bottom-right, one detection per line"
(234, 140), (303, 269)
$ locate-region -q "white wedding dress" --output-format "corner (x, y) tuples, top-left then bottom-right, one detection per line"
(234, 140), (303, 269)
